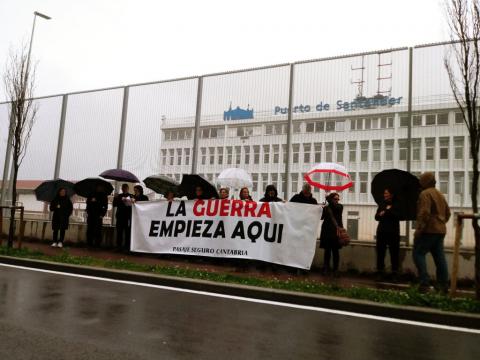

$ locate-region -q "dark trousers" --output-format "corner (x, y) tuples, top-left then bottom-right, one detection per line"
(413, 233), (449, 288)
(376, 232), (400, 272)
(116, 221), (131, 251)
(87, 216), (103, 247)
(323, 247), (340, 271)
(53, 229), (65, 244)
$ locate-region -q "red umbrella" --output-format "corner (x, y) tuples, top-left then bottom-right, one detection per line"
(304, 162), (353, 191)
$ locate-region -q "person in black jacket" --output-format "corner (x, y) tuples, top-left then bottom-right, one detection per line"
(290, 183), (318, 205)
(133, 185), (149, 202)
(113, 183), (133, 251)
(320, 192), (343, 274)
(375, 188), (401, 276)
(49, 188), (73, 248)
(86, 186), (108, 248)
(259, 184), (283, 202)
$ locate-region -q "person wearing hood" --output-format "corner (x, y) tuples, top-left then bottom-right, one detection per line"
(413, 172), (451, 293)
(320, 192), (343, 275)
(375, 188), (401, 277)
(259, 184), (283, 202)
(290, 183), (318, 205)
(49, 188), (73, 248)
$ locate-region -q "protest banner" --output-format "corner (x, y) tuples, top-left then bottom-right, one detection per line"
(131, 199), (322, 269)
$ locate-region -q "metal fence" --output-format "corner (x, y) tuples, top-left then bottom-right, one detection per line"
(0, 41), (476, 248)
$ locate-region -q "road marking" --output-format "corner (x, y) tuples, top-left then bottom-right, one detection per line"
(1, 262), (479, 334)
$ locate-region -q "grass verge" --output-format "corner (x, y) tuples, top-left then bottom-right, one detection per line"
(0, 246), (479, 314)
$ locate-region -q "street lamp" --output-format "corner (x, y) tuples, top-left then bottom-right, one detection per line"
(26, 11), (51, 78)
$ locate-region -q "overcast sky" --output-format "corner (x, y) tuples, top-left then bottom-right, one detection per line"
(0, 0), (448, 100)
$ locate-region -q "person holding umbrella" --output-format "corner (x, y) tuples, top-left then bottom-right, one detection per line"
(86, 185), (108, 248)
(49, 188), (73, 248)
(133, 185), (148, 202)
(113, 184), (133, 252)
(374, 188), (401, 278)
(320, 192), (343, 275)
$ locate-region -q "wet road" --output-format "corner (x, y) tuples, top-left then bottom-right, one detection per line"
(0, 264), (478, 360)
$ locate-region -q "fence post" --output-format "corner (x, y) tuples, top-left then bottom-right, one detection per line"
(191, 77), (203, 175)
(405, 47), (414, 246)
(450, 212), (464, 297)
(1, 109), (14, 206)
(53, 94), (68, 179)
(285, 64), (295, 200)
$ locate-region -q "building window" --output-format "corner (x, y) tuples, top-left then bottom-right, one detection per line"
(262, 173), (269, 189)
(439, 172), (449, 194)
(169, 149), (174, 166)
(161, 149), (167, 166)
(263, 145), (270, 164)
(412, 138), (421, 161)
(235, 146), (241, 165)
(355, 118), (364, 130)
(314, 143), (322, 162)
(252, 174), (258, 193)
(413, 114), (422, 126)
(227, 146), (233, 164)
(439, 137), (449, 160)
(348, 141), (357, 162)
(201, 147), (206, 165)
(454, 136), (464, 160)
(244, 146), (250, 165)
(303, 143), (311, 164)
(306, 122), (315, 133)
(271, 173), (278, 188)
(364, 118), (371, 130)
(237, 126), (254, 137)
(265, 125), (273, 135)
(217, 147), (223, 165)
(372, 140), (381, 162)
(274, 124), (285, 135)
(273, 145), (279, 164)
(336, 142), (345, 163)
(359, 172), (368, 194)
(380, 117), (387, 129)
(185, 148), (190, 166)
(253, 145), (260, 164)
(293, 122), (302, 133)
(385, 140), (393, 161)
(425, 138), (435, 161)
(371, 117), (379, 129)
(455, 112), (464, 124)
(326, 121), (335, 132)
(425, 114), (436, 126)
(349, 173), (356, 193)
(350, 119), (356, 130)
(291, 173), (298, 193)
(282, 145), (287, 164)
(281, 174), (287, 196)
(398, 139), (408, 161)
(400, 115), (409, 127)
(437, 113), (449, 125)
(177, 149), (182, 166)
(292, 144), (300, 163)
(325, 142), (333, 162)
(316, 121), (325, 132)
(454, 172), (464, 195)
(360, 141), (368, 162)
(387, 117), (394, 128)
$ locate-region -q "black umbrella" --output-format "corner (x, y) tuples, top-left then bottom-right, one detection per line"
(143, 175), (183, 197)
(179, 174), (219, 200)
(74, 177), (114, 198)
(34, 179), (75, 202)
(371, 169), (421, 221)
(99, 168), (140, 183)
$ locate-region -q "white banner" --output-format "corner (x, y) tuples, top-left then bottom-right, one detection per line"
(131, 200), (322, 269)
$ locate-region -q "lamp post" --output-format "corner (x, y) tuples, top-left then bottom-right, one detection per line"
(25, 11), (51, 79)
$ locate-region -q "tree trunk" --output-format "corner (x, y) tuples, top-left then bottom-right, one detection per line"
(7, 164), (18, 248)
(471, 151), (480, 300)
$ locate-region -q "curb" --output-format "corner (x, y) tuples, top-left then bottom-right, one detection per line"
(0, 255), (479, 330)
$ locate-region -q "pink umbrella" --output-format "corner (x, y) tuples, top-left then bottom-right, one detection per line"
(304, 162), (353, 191)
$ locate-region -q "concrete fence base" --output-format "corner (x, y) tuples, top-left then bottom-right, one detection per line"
(1, 218), (475, 279)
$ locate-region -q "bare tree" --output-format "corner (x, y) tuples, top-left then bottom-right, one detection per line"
(444, 0), (480, 299)
(3, 45), (37, 248)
